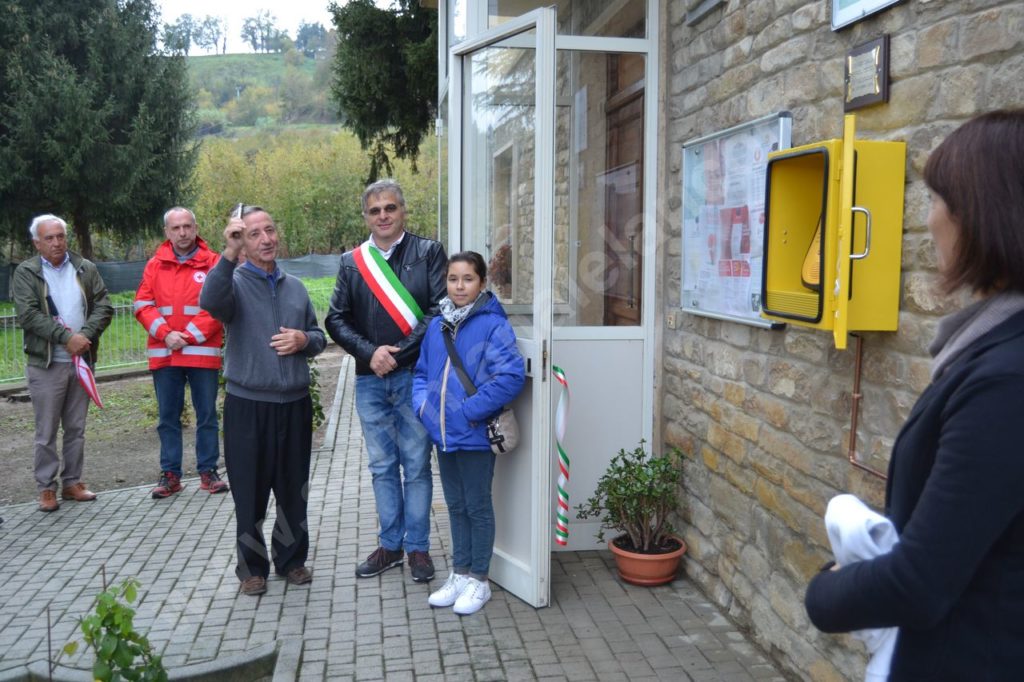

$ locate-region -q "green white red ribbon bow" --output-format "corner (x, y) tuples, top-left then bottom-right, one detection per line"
(553, 365), (570, 546)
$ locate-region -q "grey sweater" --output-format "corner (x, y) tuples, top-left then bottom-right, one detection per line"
(200, 258), (326, 403)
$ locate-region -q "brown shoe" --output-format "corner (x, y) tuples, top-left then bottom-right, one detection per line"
(38, 489), (59, 512)
(61, 482), (97, 501)
(240, 576), (267, 596)
(284, 566), (313, 585)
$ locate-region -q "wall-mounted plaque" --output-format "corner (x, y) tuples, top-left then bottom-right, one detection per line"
(844, 35), (889, 112)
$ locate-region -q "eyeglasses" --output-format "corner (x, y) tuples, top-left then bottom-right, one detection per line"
(366, 204), (400, 217)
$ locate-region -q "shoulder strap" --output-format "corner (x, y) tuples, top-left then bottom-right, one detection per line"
(442, 328), (477, 397)
(46, 294), (60, 319)
(353, 242), (424, 336)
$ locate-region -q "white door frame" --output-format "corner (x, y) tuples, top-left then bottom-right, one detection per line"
(449, 7), (557, 608)
(444, 0), (662, 601)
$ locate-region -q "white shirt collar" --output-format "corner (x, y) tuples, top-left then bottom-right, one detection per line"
(40, 252), (71, 270)
(368, 231), (406, 260)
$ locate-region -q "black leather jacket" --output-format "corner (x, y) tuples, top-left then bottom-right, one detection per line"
(325, 232), (447, 375)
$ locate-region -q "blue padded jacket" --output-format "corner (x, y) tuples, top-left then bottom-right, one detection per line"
(412, 292), (525, 453)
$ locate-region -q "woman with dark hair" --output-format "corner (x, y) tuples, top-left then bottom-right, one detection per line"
(412, 251), (525, 615)
(805, 109), (1024, 680)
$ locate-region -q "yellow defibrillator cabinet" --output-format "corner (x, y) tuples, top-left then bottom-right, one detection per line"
(761, 115), (906, 349)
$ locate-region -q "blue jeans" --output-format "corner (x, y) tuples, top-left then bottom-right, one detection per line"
(355, 368), (433, 553)
(437, 450), (496, 578)
(152, 366), (220, 476)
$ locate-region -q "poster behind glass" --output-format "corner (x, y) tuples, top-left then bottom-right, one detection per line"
(680, 113), (791, 328)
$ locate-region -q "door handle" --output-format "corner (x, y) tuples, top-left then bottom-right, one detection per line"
(628, 234), (636, 308)
(850, 206), (871, 260)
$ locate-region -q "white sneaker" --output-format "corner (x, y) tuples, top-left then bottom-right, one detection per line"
(428, 572), (470, 607)
(453, 577), (491, 615)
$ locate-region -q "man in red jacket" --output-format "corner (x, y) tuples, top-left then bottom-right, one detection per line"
(134, 207), (227, 498)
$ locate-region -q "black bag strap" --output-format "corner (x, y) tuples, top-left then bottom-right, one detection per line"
(46, 294), (60, 319)
(442, 328), (478, 397)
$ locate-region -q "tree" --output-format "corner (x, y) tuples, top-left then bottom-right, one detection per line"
(267, 29), (292, 54)
(161, 23), (186, 54)
(329, 0), (437, 181)
(241, 10), (277, 53)
(195, 15), (225, 55)
(162, 13), (195, 55)
(225, 85), (279, 126)
(295, 21), (326, 59)
(240, 16), (260, 53)
(0, 0), (198, 259)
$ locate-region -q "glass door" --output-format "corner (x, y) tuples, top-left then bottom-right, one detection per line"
(450, 8), (556, 608)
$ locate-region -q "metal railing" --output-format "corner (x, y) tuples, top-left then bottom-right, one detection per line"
(0, 283), (334, 385)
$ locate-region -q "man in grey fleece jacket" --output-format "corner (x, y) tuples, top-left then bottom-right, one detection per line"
(200, 205), (326, 597)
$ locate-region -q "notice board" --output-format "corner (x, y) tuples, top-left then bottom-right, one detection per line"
(680, 112), (792, 328)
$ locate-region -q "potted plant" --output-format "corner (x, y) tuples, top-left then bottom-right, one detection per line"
(576, 439), (686, 586)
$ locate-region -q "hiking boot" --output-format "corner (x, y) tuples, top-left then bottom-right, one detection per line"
(428, 572), (470, 607)
(408, 550), (435, 583)
(151, 472), (182, 499)
(199, 469), (229, 494)
(239, 576), (267, 596)
(355, 547), (404, 578)
(453, 577), (491, 615)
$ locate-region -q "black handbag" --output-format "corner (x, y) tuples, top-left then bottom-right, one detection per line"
(442, 329), (520, 454)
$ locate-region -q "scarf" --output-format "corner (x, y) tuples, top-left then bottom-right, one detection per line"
(439, 292), (487, 328)
(929, 290), (1024, 379)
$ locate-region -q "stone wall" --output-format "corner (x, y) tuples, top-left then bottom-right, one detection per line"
(659, 0), (1024, 679)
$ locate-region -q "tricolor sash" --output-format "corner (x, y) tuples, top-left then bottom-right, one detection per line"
(353, 241), (424, 336)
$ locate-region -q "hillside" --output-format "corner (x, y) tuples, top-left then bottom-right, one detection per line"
(188, 53), (318, 94)
(188, 51), (338, 133)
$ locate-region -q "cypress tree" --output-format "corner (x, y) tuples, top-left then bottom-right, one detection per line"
(329, 0), (437, 182)
(0, 0), (197, 259)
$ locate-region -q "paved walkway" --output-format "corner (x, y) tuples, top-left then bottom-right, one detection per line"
(0, 357), (789, 681)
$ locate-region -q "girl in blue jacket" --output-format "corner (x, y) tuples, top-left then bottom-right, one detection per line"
(412, 251), (525, 615)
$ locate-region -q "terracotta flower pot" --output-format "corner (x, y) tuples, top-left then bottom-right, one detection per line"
(608, 535), (687, 586)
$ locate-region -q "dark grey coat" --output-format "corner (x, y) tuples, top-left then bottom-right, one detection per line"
(806, 310), (1024, 681)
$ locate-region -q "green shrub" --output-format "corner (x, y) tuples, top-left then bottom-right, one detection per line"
(63, 578), (168, 682)
(576, 440), (681, 552)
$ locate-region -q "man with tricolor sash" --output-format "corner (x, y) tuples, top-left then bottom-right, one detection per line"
(326, 179), (447, 584)
(13, 214), (113, 512)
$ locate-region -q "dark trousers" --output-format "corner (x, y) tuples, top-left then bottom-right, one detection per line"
(224, 393), (313, 580)
(437, 450), (496, 578)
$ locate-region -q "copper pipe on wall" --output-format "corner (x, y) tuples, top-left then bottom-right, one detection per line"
(848, 334), (887, 480)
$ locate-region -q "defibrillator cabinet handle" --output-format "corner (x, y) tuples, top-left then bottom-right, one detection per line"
(850, 206), (871, 260)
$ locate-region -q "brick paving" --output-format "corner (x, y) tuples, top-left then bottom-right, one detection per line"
(0, 356), (789, 681)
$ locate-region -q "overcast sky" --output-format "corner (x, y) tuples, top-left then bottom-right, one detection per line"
(156, 0), (337, 54)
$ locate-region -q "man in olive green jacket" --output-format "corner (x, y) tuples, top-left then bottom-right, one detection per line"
(13, 215), (113, 512)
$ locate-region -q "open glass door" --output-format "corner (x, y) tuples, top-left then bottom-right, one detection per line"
(450, 8), (556, 607)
